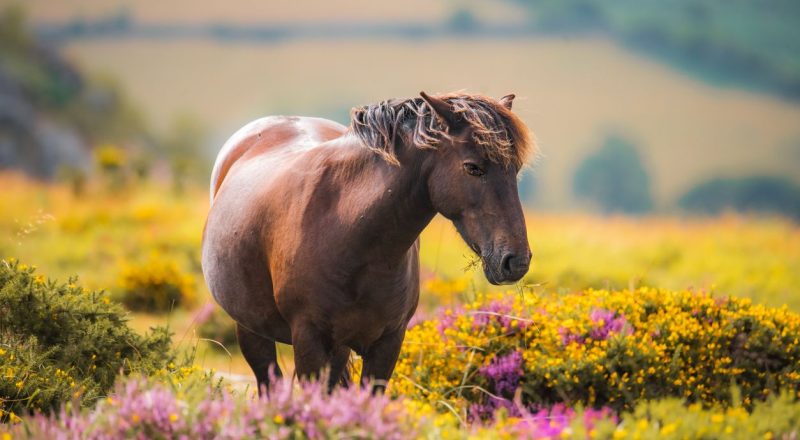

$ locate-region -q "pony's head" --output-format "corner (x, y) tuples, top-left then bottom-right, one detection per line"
(351, 92), (536, 284)
(419, 92), (533, 285)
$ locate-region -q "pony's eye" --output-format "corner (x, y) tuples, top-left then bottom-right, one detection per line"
(463, 162), (485, 177)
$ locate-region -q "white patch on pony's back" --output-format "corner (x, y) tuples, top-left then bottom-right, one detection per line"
(209, 117), (280, 204)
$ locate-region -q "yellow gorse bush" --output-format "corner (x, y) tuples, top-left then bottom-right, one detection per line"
(0, 173), (207, 295)
(117, 253), (196, 312)
(94, 145), (125, 171)
(422, 276), (472, 309)
(393, 288), (800, 419)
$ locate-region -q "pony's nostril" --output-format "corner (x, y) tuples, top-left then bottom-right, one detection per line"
(500, 253), (515, 274)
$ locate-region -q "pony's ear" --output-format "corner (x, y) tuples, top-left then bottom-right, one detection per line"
(420, 91), (458, 128)
(499, 94), (515, 110)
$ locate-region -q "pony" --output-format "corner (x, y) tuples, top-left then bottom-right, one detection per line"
(202, 91), (535, 392)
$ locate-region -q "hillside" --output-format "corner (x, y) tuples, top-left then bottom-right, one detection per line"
(18, 0), (525, 26)
(11, 0), (800, 208)
(59, 37), (800, 208)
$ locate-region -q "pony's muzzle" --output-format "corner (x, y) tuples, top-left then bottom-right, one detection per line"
(483, 249), (530, 285)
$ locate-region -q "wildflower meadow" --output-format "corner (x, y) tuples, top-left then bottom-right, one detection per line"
(1, 172), (799, 439)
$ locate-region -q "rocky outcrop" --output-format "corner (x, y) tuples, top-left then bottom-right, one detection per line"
(0, 68), (89, 178)
(0, 13), (91, 179)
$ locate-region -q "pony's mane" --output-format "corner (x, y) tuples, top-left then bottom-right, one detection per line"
(349, 93), (535, 169)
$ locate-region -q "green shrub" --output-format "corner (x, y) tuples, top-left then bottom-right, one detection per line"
(0, 336), (83, 423)
(117, 254), (196, 313)
(0, 259), (173, 419)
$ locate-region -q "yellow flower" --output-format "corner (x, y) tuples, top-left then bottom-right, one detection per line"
(660, 423), (677, 435)
(8, 412), (21, 424)
(273, 414), (285, 424)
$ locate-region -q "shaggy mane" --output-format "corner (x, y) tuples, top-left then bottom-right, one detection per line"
(349, 93), (535, 169)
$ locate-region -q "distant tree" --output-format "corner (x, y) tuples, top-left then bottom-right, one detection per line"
(448, 8), (478, 34)
(679, 176), (800, 220)
(573, 135), (653, 214)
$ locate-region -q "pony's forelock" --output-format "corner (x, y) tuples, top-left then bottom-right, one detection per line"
(350, 93), (535, 169)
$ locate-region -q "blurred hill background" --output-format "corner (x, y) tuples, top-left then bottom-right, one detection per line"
(2, 0), (800, 217)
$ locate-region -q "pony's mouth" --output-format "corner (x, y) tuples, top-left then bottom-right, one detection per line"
(465, 238), (529, 285)
(483, 263), (517, 285)
(472, 244), (511, 285)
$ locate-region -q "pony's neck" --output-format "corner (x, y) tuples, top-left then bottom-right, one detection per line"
(336, 134), (437, 261)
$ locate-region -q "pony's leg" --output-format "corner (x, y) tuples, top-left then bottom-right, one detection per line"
(329, 346), (352, 390)
(361, 330), (405, 393)
(291, 323), (331, 382)
(236, 323), (281, 395)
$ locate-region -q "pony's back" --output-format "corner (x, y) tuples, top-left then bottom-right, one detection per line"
(209, 116), (346, 204)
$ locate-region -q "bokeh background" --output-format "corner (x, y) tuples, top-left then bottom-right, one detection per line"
(2, 1), (799, 376)
(5, 0), (800, 212)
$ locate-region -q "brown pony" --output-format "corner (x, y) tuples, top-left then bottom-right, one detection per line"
(201, 92), (535, 392)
